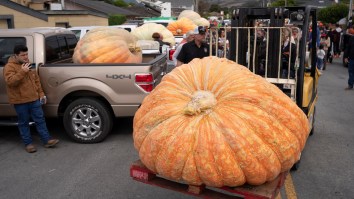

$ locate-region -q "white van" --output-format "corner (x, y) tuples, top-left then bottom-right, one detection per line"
(67, 26), (101, 40)
(67, 25), (138, 40)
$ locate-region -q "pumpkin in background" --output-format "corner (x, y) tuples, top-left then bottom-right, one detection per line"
(194, 17), (210, 27)
(73, 27), (142, 63)
(133, 56), (310, 187)
(167, 17), (197, 36)
(178, 10), (201, 21)
(131, 23), (175, 46)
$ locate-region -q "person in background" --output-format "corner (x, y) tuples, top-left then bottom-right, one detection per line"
(176, 26), (209, 66)
(152, 32), (170, 53)
(320, 33), (331, 70)
(172, 30), (195, 66)
(217, 28), (230, 58)
(343, 34), (354, 90)
(332, 24), (342, 58)
(3, 45), (59, 153)
(317, 44), (326, 71)
(281, 28), (297, 78)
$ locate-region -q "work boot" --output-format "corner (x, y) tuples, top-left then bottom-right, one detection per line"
(25, 144), (37, 153)
(44, 139), (59, 148)
(345, 86), (353, 90)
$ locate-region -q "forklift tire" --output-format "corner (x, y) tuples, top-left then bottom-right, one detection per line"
(291, 159), (301, 171)
(309, 106), (316, 136)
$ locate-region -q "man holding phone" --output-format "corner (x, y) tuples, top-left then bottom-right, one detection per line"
(3, 45), (59, 153)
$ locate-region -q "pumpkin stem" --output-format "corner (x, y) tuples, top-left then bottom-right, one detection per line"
(129, 44), (141, 53)
(184, 90), (217, 115)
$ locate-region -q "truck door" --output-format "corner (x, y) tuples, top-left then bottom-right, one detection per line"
(0, 36), (33, 116)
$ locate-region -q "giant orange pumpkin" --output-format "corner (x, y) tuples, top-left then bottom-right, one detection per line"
(167, 17), (197, 36)
(133, 56), (309, 187)
(73, 27), (142, 63)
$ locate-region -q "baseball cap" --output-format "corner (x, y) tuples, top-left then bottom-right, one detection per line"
(192, 26), (206, 35)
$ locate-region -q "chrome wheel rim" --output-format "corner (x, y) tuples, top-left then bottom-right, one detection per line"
(71, 107), (101, 138)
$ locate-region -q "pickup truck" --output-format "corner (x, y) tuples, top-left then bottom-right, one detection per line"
(0, 27), (167, 143)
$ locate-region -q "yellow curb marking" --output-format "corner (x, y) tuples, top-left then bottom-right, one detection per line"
(284, 173), (298, 199)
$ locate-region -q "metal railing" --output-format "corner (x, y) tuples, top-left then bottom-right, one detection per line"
(207, 26), (301, 101)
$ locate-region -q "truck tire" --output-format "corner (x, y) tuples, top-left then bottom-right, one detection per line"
(63, 98), (113, 143)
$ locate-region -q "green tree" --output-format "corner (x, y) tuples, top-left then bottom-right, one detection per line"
(209, 4), (221, 12)
(318, 4), (349, 24)
(104, 0), (129, 7)
(113, 0), (129, 7)
(270, 0), (296, 7)
(109, 14), (126, 25)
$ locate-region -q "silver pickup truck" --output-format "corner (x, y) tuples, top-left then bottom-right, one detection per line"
(0, 28), (167, 143)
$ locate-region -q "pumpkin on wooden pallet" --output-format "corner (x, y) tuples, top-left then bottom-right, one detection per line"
(133, 56), (309, 188)
(73, 27), (142, 64)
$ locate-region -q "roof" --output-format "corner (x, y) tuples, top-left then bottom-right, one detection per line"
(65, 0), (140, 16)
(125, 5), (160, 17)
(41, 10), (108, 18)
(161, 0), (194, 8)
(0, 0), (48, 21)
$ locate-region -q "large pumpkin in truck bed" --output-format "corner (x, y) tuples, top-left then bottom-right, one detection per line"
(133, 56), (310, 187)
(73, 27), (142, 64)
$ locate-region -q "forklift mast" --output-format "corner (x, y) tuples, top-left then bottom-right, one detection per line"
(228, 6), (318, 107)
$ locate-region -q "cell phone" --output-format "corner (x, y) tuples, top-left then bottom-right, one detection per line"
(29, 63), (36, 69)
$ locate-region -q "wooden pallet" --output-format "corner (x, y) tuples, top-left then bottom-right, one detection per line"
(130, 160), (288, 199)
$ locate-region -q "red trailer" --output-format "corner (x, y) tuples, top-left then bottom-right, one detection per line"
(130, 160), (288, 199)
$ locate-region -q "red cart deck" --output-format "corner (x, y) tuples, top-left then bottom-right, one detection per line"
(130, 160), (288, 199)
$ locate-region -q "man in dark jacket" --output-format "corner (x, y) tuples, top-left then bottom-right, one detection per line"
(344, 35), (354, 90)
(176, 26), (210, 66)
(3, 45), (59, 153)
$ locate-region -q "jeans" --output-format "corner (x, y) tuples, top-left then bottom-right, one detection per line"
(14, 100), (51, 146)
(349, 59), (354, 88)
(317, 58), (324, 70)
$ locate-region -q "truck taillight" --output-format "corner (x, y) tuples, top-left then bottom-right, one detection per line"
(169, 49), (176, 60)
(135, 74), (154, 92)
(138, 84), (153, 92)
(135, 74), (153, 82)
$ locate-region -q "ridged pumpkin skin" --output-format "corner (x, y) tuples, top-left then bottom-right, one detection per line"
(133, 57), (310, 187)
(131, 23), (175, 46)
(167, 17), (197, 36)
(73, 27), (142, 63)
(194, 17), (210, 27)
(178, 10), (201, 21)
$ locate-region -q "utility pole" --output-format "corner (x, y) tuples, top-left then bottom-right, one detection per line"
(195, 0), (199, 13)
(349, 0), (353, 21)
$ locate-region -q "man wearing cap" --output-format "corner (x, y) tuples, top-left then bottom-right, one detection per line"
(176, 26), (210, 66)
(172, 30), (195, 66)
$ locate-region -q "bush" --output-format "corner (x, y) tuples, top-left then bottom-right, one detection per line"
(270, 0), (296, 7)
(318, 4), (349, 24)
(109, 15), (126, 25)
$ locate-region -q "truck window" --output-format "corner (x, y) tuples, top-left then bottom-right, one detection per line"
(45, 35), (77, 63)
(0, 37), (26, 66)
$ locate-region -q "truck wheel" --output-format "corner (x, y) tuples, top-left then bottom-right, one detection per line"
(63, 98), (113, 143)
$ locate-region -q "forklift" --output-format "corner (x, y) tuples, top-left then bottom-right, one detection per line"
(215, 6), (320, 169)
